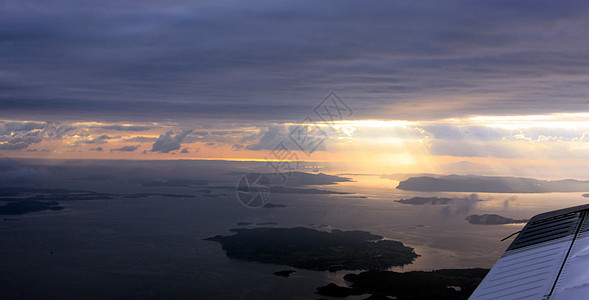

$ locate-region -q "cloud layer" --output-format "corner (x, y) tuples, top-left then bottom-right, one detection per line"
(151, 130), (193, 153)
(3, 1), (589, 121)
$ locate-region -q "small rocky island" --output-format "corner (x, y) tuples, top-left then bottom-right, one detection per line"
(273, 270), (296, 277)
(205, 227), (418, 271)
(465, 214), (528, 225)
(395, 196), (453, 205)
(0, 200), (64, 215)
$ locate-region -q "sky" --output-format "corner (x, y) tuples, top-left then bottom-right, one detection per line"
(3, 0), (589, 178)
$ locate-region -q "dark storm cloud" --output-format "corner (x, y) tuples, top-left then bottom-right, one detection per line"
(110, 145), (139, 152)
(98, 125), (153, 132)
(75, 134), (114, 145)
(193, 131), (208, 137)
(0, 128), (43, 150)
(150, 130), (192, 153)
(89, 147), (104, 152)
(123, 136), (157, 143)
(0, 121), (45, 150)
(3, 0), (589, 122)
(3, 122), (46, 132)
(231, 144), (244, 151)
(244, 125), (328, 152)
(245, 127), (282, 151)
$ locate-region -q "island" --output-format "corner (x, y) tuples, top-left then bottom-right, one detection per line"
(465, 214), (528, 225)
(262, 203), (287, 208)
(279, 172), (351, 186)
(0, 201), (64, 215)
(395, 196), (453, 205)
(217, 185), (350, 195)
(228, 171), (352, 186)
(316, 268), (489, 299)
(273, 270), (296, 277)
(0, 187), (202, 215)
(204, 227), (418, 271)
(141, 178), (209, 187)
(270, 186), (351, 195)
(397, 175), (589, 193)
(123, 193), (196, 198)
(315, 283), (361, 297)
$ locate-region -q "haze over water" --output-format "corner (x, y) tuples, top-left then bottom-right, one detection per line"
(2, 159), (588, 298)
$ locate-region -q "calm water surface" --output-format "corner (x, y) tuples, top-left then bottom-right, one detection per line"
(1, 162), (587, 299)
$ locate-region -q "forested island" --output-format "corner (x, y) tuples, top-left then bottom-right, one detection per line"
(397, 175), (589, 193)
(316, 268), (489, 299)
(466, 214), (528, 225)
(205, 227), (418, 271)
(0, 200), (64, 215)
(0, 187), (197, 215)
(395, 196), (453, 205)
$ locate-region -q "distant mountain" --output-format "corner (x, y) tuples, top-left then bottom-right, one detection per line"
(397, 175), (589, 193)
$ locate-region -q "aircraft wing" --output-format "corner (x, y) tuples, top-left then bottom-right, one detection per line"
(470, 203), (589, 300)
